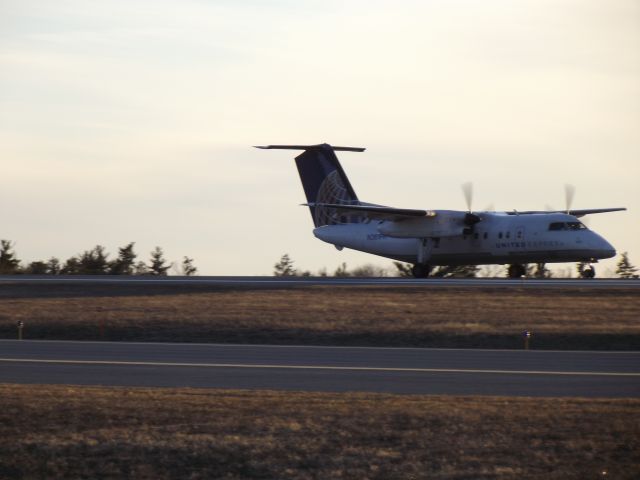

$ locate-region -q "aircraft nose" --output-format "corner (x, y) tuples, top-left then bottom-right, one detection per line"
(600, 242), (616, 259)
(591, 233), (616, 259)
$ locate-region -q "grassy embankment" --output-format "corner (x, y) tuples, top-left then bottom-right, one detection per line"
(0, 283), (638, 349)
(1, 384), (638, 480)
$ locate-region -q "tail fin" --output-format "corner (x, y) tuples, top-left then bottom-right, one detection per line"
(256, 143), (365, 227)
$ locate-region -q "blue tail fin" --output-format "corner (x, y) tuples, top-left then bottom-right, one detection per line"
(256, 143), (365, 226)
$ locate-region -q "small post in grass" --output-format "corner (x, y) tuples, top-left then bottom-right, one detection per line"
(522, 330), (532, 350)
(17, 320), (24, 340)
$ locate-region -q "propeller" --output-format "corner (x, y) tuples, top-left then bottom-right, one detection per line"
(462, 182), (473, 212)
(461, 182), (481, 228)
(565, 184), (575, 214)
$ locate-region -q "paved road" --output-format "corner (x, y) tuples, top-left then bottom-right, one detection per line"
(1, 275), (638, 288)
(1, 340), (638, 397)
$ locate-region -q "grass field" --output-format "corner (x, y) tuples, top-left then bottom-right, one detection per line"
(1, 284), (639, 349)
(1, 384), (638, 479)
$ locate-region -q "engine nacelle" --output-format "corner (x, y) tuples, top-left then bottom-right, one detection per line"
(378, 210), (470, 238)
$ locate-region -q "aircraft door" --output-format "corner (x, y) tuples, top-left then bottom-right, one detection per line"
(515, 226), (525, 243)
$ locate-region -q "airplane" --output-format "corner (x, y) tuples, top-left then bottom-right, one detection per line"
(256, 143), (626, 278)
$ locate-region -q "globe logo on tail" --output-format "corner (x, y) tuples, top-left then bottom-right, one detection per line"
(314, 171), (360, 226)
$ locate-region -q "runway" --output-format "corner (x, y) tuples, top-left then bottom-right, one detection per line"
(1, 340), (638, 397)
(1, 275), (638, 288)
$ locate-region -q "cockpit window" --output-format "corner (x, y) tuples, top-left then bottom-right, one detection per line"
(568, 222), (587, 230)
(548, 222), (587, 231)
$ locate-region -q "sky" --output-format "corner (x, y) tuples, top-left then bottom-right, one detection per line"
(1, 0), (638, 276)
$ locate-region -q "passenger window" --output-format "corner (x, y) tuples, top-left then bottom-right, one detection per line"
(506, 232), (511, 239)
(483, 232), (488, 239)
(498, 232), (503, 239)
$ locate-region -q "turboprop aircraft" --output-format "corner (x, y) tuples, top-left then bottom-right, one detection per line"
(256, 143), (625, 278)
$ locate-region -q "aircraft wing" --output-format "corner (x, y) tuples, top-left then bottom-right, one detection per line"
(506, 208), (626, 217)
(304, 203), (435, 221)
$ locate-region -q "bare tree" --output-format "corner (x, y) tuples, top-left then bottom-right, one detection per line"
(393, 261), (413, 277)
(333, 262), (350, 277)
(350, 264), (389, 277)
(432, 265), (479, 278)
(533, 263), (552, 279)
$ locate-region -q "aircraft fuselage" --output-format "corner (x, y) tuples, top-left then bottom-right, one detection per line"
(313, 212), (616, 266)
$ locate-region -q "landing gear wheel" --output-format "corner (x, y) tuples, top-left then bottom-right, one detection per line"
(507, 264), (526, 278)
(412, 264), (430, 278)
(581, 266), (596, 279)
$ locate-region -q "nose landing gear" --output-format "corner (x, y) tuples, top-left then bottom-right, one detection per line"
(581, 264), (596, 279)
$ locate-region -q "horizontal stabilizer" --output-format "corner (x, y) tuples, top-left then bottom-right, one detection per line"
(255, 144), (365, 152)
(507, 207), (626, 217)
(305, 202), (434, 220)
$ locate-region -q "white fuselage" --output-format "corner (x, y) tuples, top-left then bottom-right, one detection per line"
(313, 212), (616, 266)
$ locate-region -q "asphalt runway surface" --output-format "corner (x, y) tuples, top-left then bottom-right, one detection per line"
(1, 340), (638, 397)
(1, 275), (639, 288)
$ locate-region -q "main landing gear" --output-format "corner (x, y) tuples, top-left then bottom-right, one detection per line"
(507, 264), (527, 279)
(412, 264), (431, 278)
(413, 238), (434, 278)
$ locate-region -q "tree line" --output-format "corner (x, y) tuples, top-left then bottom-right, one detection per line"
(0, 240), (197, 276)
(273, 253), (639, 278)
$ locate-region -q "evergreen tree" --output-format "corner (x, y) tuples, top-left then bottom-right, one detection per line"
(46, 257), (61, 275)
(148, 246), (171, 276)
(24, 261), (48, 274)
(0, 240), (21, 274)
(134, 261), (148, 275)
(61, 256), (81, 274)
(616, 252), (638, 279)
(181, 256), (197, 276)
(273, 254), (296, 276)
(109, 242), (137, 275)
(78, 245), (109, 274)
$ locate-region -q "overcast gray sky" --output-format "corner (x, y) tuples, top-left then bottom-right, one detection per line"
(1, 0), (638, 275)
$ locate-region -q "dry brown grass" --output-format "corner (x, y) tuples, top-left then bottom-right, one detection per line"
(1, 284), (639, 349)
(1, 384), (638, 479)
